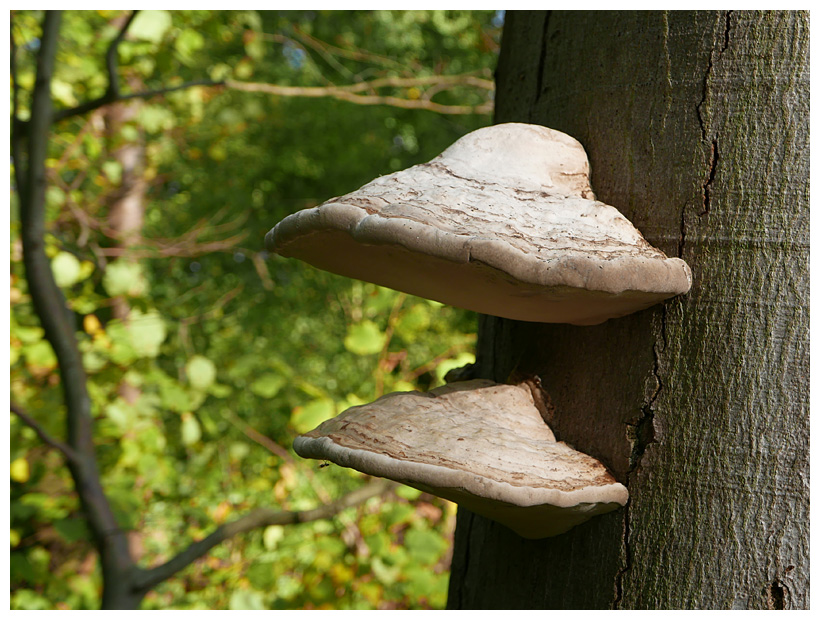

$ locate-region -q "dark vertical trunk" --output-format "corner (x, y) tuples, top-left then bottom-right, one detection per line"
(448, 10), (808, 609)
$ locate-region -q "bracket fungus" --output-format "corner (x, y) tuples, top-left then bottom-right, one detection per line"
(293, 380), (628, 539)
(267, 122), (692, 325)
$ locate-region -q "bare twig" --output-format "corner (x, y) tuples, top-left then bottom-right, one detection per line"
(223, 412), (292, 462)
(226, 76), (493, 115)
(134, 478), (397, 593)
(105, 11), (139, 99)
(49, 70), (492, 127)
(250, 251), (275, 290)
(10, 401), (80, 464)
(292, 25), (414, 72)
(52, 79), (226, 125)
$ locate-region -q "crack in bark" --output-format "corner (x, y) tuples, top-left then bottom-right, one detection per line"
(767, 580), (788, 609)
(685, 12), (731, 257)
(612, 501), (631, 608)
(530, 11), (551, 119)
(613, 306), (668, 608)
(696, 11), (732, 140)
(677, 200), (688, 258)
(700, 139), (719, 216)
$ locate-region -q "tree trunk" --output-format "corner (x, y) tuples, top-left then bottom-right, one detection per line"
(447, 10), (808, 610)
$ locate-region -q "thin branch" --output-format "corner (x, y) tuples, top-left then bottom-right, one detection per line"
(250, 251), (275, 290)
(223, 412), (292, 462)
(105, 11), (139, 98)
(134, 478), (397, 593)
(178, 284), (244, 326)
(10, 402), (81, 464)
(52, 79), (226, 124)
(226, 78), (492, 115)
(51, 72), (492, 126)
(292, 25), (414, 73)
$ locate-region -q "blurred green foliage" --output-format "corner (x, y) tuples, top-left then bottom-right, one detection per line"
(10, 9), (500, 609)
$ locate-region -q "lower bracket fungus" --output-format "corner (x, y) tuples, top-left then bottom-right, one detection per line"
(293, 379), (628, 539)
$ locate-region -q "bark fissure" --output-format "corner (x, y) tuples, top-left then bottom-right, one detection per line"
(677, 201), (688, 258)
(696, 11), (732, 140)
(613, 304), (667, 608)
(767, 580), (788, 610)
(612, 503), (631, 608)
(700, 139), (719, 216)
(685, 11), (731, 256)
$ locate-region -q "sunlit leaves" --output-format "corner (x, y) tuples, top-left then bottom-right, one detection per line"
(129, 10), (173, 44)
(102, 262), (148, 297)
(127, 309), (167, 358)
(249, 373), (285, 398)
(186, 355), (217, 390)
(344, 320), (386, 356)
(50, 252), (82, 288)
(10, 458), (30, 484)
(181, 412), (202, 446)
(290, 398), (335, 434)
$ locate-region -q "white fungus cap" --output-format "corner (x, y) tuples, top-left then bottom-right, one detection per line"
(267, 123), (692, 325)
(293, 380), (628, 539)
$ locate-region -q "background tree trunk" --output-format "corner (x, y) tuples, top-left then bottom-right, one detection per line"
(447, 10), (808, 609)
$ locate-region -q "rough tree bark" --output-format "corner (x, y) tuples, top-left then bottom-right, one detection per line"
(447, 10), (808, 609)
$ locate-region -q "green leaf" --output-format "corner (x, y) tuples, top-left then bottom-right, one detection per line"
(434, 352), (476, 382)
(371, 556), (401, 585)
(395, 485), (422, 500)
(51, 79), (78, 106)
(129, 10), (172, 43)
(24, 341), (57, 369)
(128, 309), (166, 357)
(186, 355), (217, 390)
(53, 518), (90, 543)
(229, 589), (265, 610)
(396, 302), (431, 336)
(249, 373), (285, 398)
(158, 379), (191, 412)
(181, 412), (202, 446)
(102, 261), (148, 297)
(138, 105), (176, 133)
(10, 458), (29, 483)
(290, 398), (335, 433)
(105, 400), (134, 432)
(208, 383), (232, 398)
(344, 320), (386, 355)
(102, 160), (123, 185)
(405, 527), (447, 565)
(246, 562), (277, 590)
(263, 525), (285, 550)
(13, 325), (45, 344)
(51, 251), (83, 288)
(175, 29), (205, 63)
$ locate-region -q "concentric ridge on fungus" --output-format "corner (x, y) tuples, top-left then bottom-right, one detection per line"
(267, 123), (692, 325)
(293, 380), (629, 539)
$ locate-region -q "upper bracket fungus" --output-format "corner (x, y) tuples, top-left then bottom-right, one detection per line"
(293, 380), (628, 539)
(267, 123), (692, 325)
